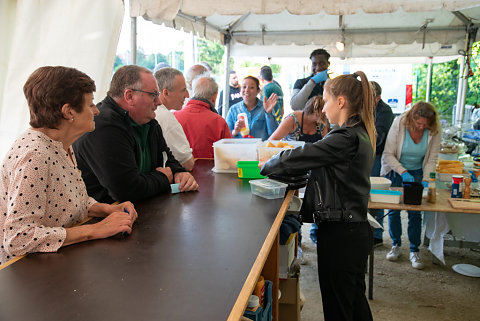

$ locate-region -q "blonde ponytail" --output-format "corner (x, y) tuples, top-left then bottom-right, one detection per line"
(354, 71), (376, 154)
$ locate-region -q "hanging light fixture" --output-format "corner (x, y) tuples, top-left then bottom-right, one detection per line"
(336, 39), (345, 51)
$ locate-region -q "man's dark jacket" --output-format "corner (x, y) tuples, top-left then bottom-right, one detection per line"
(374, 99), (394, 156)
(261, 116), (373, 223)
(73, 96), (186, 203)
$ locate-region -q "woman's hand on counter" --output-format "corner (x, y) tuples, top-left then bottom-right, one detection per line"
(89, 202), (138, 221)
(64, 210), (135, 246)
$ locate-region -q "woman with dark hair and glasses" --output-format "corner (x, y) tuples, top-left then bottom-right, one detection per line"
(381, 101), (441, 269)
(0, 66), (137, 266)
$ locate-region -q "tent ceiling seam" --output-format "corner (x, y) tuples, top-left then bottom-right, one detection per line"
(231, 26), (467, 37)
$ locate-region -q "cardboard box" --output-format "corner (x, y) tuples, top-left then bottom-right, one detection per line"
(279, 233), (296, 279)
(279, 274), (300, 321)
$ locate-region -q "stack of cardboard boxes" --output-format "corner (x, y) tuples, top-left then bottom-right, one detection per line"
(279, 232), (300, 321)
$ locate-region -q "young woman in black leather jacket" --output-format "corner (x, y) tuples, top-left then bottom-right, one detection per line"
(261, 71), (376, 321)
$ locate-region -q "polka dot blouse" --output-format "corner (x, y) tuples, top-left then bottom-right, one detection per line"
(0, 129), (97, 265)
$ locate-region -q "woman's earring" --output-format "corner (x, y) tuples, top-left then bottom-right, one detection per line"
(70, 118), (74, 121)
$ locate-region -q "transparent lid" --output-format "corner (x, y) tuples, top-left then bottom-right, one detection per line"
(249, 178), (288, 189)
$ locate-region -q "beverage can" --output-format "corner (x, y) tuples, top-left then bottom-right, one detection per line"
(451, 175), (464, 198)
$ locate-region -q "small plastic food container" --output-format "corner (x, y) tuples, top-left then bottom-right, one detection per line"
(369, 177), (392, 190)
(370, 189), (401, 204)
(213, 138), (261, 173)
(237, 161), (265, 179)
(249, 178), (288, 199)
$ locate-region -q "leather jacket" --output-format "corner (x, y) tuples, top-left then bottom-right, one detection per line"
(261, 116), (374, 223)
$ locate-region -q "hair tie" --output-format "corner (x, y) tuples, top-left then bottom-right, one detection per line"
(352, 72), (359, 79)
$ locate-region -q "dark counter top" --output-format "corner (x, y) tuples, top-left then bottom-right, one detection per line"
(0, 159), (287, 321)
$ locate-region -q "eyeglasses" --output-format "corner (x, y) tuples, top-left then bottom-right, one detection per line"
(129, 88), (160, 100)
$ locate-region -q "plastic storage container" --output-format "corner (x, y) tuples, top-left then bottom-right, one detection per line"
(237, 161), (265, 179)
(370, 189), (402, 204)
(258, 140), (305, 162)
(213, 138), (261, 173)
(403, 182), (424, 205)
(249, 179), (288, 199)
(369, 177), (392, 190)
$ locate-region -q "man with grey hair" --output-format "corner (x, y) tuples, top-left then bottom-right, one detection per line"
(175, 77), (232, 158)
(154, 67), (195, 171)
(184, 64), (210, 98)
(74, 65), (198, 203)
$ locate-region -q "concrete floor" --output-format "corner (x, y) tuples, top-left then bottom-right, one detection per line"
(298, 217), (480, 321)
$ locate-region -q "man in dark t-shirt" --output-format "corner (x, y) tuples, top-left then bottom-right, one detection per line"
(290, 49), (330, 111)
(217, 70), (242, 116)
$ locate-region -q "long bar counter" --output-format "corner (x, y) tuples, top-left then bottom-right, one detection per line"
(0, 159), (292, 321)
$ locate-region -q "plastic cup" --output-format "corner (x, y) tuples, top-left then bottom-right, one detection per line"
(170, 183), (180, 194)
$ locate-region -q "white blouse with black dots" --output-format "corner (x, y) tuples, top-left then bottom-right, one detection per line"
(0, 129), (97, 265)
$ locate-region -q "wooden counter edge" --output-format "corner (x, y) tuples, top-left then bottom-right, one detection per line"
(227, 190), (294, 321)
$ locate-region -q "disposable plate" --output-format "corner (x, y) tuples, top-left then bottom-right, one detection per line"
(452, 264), (480, 277)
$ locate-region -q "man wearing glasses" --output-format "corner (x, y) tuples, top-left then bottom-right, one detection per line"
(74, 65), (198, 204)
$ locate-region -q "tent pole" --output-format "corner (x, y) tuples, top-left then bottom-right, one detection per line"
(130, 16), (137, 65)
(426, 57), (433, 102)
(191, 33), (196, 65)
(222, 37), (232, 118)
(459, 63), (469, 124)
(455, 57), (466, 126)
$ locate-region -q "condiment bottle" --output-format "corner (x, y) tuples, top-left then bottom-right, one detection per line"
(246, 295), (260, 312)
(427, 172), (436, 203)
(253, 275), (265, 307)
(451, 175), (464, 198)
(238, 113), (250, 137)
(464, 177), (472, 199)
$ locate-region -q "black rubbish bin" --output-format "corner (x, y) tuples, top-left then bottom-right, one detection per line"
(402, 182), (424, 205)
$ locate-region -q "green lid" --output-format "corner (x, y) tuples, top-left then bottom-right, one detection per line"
(430, 172), (436, 179)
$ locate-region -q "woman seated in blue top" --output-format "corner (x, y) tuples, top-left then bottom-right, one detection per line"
(269, 96), (330, 143)
(226, 76), (279, 140)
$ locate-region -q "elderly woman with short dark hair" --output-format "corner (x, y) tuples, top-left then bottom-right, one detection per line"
(0, 66), (137, 266)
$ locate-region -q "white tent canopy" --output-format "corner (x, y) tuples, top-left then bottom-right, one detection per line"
(131, 0), (480, 58)
(130, 0), (479, 119)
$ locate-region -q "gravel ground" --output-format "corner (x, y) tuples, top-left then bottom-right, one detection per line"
(298, 216), (480, 321)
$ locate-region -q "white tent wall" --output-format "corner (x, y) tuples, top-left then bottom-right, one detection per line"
(0, 0), (124, 159)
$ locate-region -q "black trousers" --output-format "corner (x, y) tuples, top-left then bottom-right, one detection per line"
(316, 221), (373, 321)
